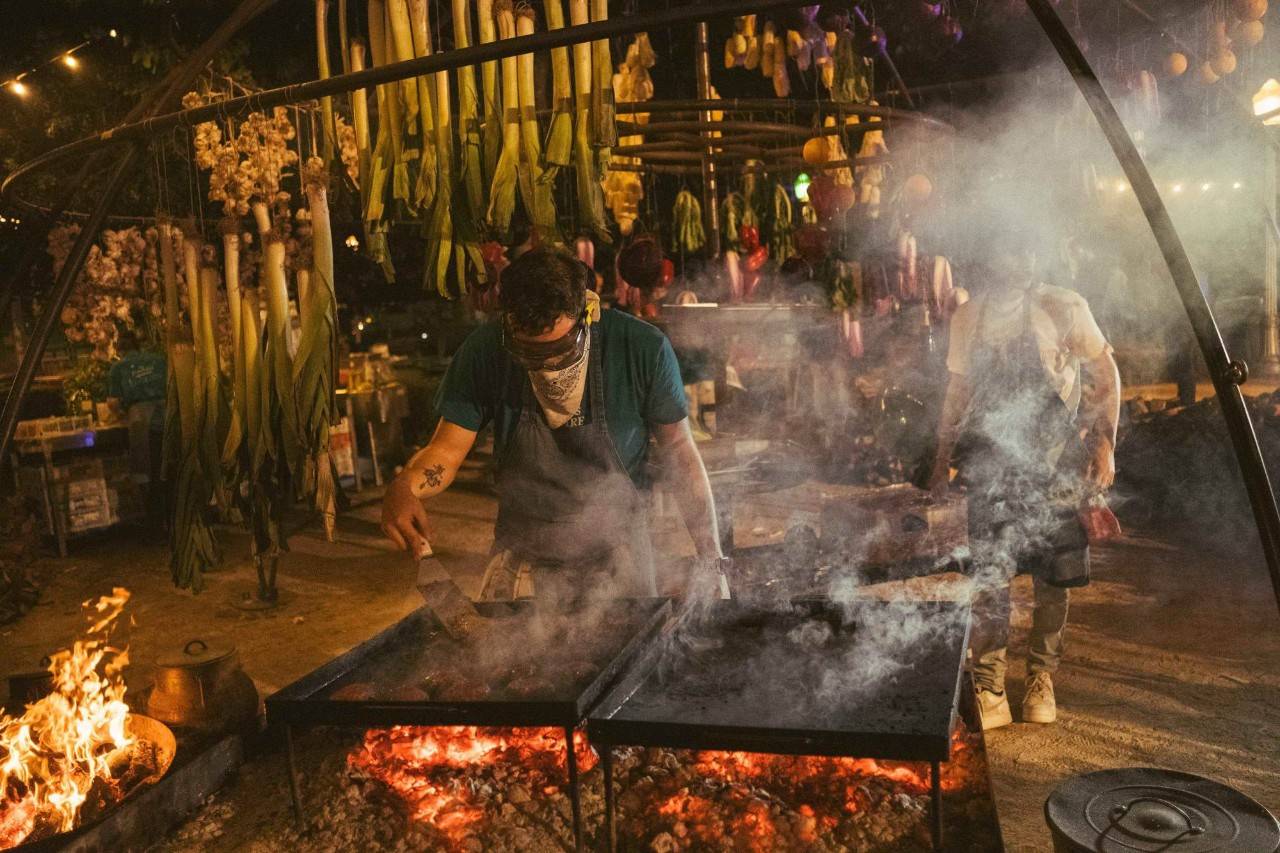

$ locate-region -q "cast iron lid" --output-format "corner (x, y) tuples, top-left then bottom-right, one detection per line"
(156, 638), (236, 669)
(1045, 767), (1280, 852)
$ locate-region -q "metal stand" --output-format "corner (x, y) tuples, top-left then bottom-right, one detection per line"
(564, 726), (583, 852)
(285, 725), (305, 824)
(930, 759), (943, 851)
(603, 747), (616, 853)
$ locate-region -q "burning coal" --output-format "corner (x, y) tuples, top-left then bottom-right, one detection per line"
(0, 589), (146, 849)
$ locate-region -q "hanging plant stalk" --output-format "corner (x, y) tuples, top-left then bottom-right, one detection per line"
(405, 0), (437, 212)
(542, 0), (573, 176)
(338, 0), (350, 74)
(487, 0), (523, 236)
(315, 0), (337, 164)
(220, 222), (246, 467)
(516, 6), (559, 241)
(430, 49), (457, 296)
(477, 0), (501, 185)
(570, 0), (607, 237)
(590, 0), (616, 166)
(296, 158), (339, 539)
(253, 200), (304, 479)
(363, 0), (398, 280)
(195, 264), (228, 495)
(450, 0), (489, 294)
(452, 0), (486, 223)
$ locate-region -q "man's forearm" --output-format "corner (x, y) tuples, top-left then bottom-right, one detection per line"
(1081, 350), (1121, 447)
(667, 438), (724, 559)
(933, 375), (972, 474)
(398, 445), (461, 499)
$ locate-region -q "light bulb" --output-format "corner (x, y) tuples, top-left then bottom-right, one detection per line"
(109, 28), (118, 38)
(1233, 181), (1243, 190)
(62, 54), (80, 70)
(1171, 183), (1183, 193)
(8, 80), (29, 97)
(1200, 182), (1212, 192)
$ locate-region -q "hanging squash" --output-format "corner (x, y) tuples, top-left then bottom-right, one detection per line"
(1211, 49), (1238, 76)
(1232, 19), (1265, 46)
(1164, 52), (1188, 77)
(1234, 0), (1267, 22)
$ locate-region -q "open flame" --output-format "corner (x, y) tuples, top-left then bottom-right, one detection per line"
(0, 588), (133, 849)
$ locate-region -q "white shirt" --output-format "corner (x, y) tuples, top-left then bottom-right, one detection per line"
(947, 283), (1109, 413)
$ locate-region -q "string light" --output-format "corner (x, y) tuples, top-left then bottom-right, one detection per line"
(109, 29), (118, 39)
(1114, 181), (1127, 193)
(1171, 183), (1183, 193)
(1200, 182), (1212, 192)
(1233, 181), (1243, 190)
(3, 37), (102, 97)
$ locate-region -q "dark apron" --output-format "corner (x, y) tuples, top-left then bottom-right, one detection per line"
(492, 323), (657, 596)
(958, 290), (1090, 588)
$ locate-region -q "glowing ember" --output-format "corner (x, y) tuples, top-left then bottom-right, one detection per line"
(349, 726), (594, 849)
(343, 724), (988, 852)
(0, 589), (134, 850)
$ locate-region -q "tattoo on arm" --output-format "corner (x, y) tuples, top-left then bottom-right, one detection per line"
(420, 464), (445, 491)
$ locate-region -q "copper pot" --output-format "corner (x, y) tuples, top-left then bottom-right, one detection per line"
(146, 638), (259, 732)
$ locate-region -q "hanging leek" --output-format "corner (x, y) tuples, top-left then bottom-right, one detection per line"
(516, 6), (559, 241)
(590, 0), (616, 167)
(570, 0), (607, 236)
(295, 158), (339, 539)
(363, 0), (398, 279)
(404, 0), (437, 212)
(315, 0), (337, 165)
(487, 0), (523, 236)
(477, 0), (501, 185)
(542, 0), (573, 176)
(451, 0), (489, 295)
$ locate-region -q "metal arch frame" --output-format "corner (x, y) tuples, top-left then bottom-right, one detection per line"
(1024, 0), (1280, 613)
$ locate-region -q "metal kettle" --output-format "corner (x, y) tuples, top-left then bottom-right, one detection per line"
(146, 638), (260, 733)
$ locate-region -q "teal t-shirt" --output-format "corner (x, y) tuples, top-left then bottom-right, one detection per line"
(435, 309), (688, 482)
(107, 350), (167, 432)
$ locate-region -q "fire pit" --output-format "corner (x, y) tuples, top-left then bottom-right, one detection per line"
(587, 598), (972, 851)
(1, 590), (177, 852)
(266, 597), (672, 848)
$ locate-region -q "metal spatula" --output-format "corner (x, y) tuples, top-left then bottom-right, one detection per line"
(416, 543), (483, 640)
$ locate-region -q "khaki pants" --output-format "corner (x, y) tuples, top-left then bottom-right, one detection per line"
(971, 575), (1070, 694)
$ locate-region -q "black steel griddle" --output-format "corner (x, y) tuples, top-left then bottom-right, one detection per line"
(586, 597), (971, 851)
(265, 597), (671, 851)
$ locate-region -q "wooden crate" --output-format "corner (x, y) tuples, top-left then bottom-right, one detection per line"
(735, 482), (968, 565)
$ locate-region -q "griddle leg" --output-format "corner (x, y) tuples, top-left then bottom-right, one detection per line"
(930, 760), (943, 851)
(286, 725), (305, 825)
(565, 726), (583, 853)
(603, 747), (616, 853)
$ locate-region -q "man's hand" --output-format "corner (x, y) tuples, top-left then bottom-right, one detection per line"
(1086, 435), (1116, 491)
(381, 476), (432, 556)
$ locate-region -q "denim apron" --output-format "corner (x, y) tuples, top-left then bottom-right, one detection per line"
(959, 288), (1090, 588)
(482, 323), (657, 601)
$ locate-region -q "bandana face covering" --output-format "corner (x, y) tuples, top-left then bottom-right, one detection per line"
(528, 329), (590, 428)
(524, 291), (600, 429)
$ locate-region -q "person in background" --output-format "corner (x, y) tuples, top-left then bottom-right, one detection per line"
(928, 220), (1121, 731)
(382, 248), (730, 603)
(105, 335), (167, 522)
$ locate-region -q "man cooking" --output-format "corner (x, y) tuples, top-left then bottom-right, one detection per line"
(928, 219), (1120, 731)
(382, 247), (729, 603)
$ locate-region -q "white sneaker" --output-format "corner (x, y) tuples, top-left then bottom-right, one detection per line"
(1022, 672), (1057, 724)
(977, 688), (1013, 731)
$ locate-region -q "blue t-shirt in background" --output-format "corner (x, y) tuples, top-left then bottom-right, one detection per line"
(435, 309), (688, 483)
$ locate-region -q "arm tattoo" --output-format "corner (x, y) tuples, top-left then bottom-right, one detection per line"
(420, 464), (445, 491)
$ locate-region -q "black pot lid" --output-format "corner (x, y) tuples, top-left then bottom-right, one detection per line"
(1046, 768), (1280, 853)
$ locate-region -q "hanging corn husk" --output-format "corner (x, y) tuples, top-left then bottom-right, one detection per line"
(516, 6), (560, 241)
(570, 0), (607, 236)
(542, 0), (574, 177)
(604, 33), (655, 235)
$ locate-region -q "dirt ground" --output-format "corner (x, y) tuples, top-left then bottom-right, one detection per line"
(2, 484), (1278, 852)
